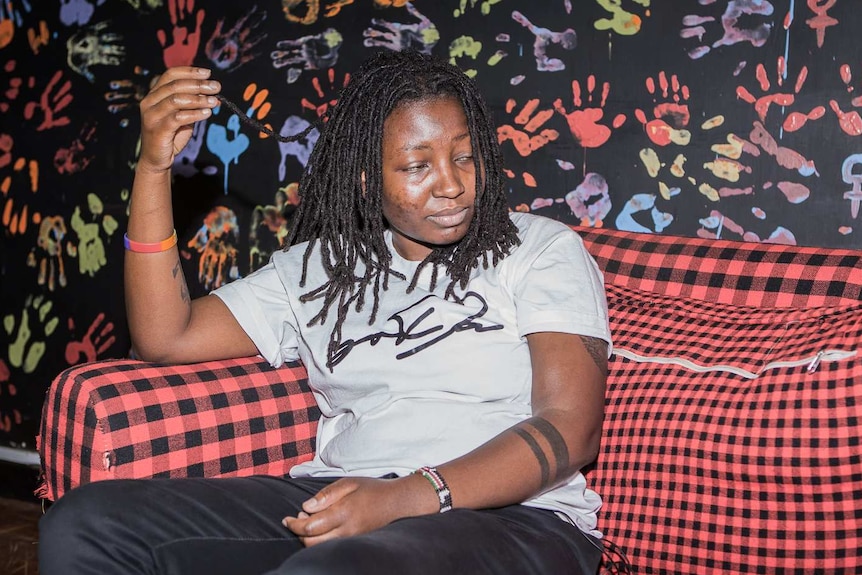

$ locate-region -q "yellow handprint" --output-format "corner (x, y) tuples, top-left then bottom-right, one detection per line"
(4, 295), (59, 374)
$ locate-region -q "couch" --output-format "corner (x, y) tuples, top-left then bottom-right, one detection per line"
(38, 226), (862, 574)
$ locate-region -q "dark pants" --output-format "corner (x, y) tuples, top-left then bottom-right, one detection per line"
(39, 475), (602, 575)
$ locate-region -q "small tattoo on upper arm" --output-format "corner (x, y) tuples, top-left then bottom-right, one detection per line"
(579, 335), (608, 377)
(172, 261), (190, 303)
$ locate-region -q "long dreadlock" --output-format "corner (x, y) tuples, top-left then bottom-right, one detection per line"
(225, 49), (520, 369)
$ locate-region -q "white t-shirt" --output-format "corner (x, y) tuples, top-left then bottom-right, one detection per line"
(213, 212), (612, 536)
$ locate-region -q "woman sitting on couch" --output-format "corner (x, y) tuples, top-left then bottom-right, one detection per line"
(39, 49), (613, 575)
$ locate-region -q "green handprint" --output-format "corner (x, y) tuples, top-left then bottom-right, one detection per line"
(70, 193), (119, 277)
(4, 295), (59, 374)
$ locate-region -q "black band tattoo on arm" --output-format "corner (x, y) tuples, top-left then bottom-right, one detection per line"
(512, 417), (570, 489)
(529, 417), (570, 475)
(513, 427), (550, 486)
(579, 335), (608, 377)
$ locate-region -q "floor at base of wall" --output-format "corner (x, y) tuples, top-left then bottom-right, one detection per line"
(1, 461), (43, 574)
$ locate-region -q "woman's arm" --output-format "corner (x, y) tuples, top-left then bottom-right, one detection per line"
(284, 331), (607, 545)
(438, 331), (607, 507)
(126, 67), (257, 363)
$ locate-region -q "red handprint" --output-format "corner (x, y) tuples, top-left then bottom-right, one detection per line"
(1, 60), (35, 114)
(635, 71), (691, 147)
(830, 63), (862, 137)
(736, 59), (825, 132)
(554, 75), (626, 149)
(301, 68), (349, 119)
(497, 98), (559, 157)
(65, 313), (116, 365)
(23, 70), (72, 131)
(157, 0), (206, 68)
(54, 123), (97, 174)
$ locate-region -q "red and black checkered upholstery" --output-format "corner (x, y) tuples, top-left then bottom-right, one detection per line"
(575, 227), (862, 574)
(38, 226), (862, 574)
(38, 356), (318, 502)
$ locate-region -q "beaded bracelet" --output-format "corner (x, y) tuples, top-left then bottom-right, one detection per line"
(123, 230), (178, 253)
(416, 466), (453, 513)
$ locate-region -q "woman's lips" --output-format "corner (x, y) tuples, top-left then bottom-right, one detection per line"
(427, 207), (470, 227)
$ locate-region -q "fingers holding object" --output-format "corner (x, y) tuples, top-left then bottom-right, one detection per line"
(141, 70), (222, 127)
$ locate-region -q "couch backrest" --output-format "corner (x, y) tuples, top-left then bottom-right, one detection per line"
(575, 227), (862, 574)
(575, 226), (862, 308)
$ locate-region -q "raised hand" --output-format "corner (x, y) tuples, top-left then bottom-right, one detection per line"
(137, 66), (220, 174)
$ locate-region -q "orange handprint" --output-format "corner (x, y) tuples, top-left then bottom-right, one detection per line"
(241, 82), (274, 138)
(635, 71), (691, 146)
(157, 0), (205, 68)
(27, 215), (69, 291)
(28, 19), (50, 54)
(187, 206), (240, 290)
(23, 70), (72, 131)
(554, 75), (626, 149)
(301, 68), (349, 119)
(736, 59), (825, 132)
(497, 98), (559, 157)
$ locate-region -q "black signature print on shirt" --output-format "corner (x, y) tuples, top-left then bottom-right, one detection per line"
(329, 291), (503, 367)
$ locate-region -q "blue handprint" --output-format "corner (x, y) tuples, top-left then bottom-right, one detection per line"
(205, 106), (250, 194)
(59, 0), (106, 27)
(278, 115), (319, 182)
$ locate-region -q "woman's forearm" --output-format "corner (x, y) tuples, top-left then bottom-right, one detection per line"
(434, 407), (601, 511)
(124, 166), (192, 360)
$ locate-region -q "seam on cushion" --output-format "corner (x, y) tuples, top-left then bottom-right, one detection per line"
(613, 347), (858, 379)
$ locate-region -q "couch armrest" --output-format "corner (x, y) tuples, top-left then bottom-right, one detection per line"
(37, 356), (319, 501)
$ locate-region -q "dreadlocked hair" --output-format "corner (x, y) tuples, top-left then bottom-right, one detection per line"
(226, 49), (520, 370)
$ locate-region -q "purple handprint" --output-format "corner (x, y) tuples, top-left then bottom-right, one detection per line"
(205, 5), (267, 72)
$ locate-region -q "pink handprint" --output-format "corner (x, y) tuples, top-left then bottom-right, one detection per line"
(65, 313), (116, 364)
(157, 0), (205, 68)
(553, 75), (626, 149)
(23, 70), (72, 131)
(736, 59), (825, 132)
(496, 98), (559, 157)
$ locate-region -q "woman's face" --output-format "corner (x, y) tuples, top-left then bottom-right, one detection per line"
(380, 96), (477, 261)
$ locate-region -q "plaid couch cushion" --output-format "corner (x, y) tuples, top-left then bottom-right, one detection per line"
(576, 227), (862, 307)
(592, 283), (862, 574)
(38, 356), (318, 501)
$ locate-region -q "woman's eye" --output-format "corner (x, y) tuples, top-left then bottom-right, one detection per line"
(456, 155), (474, 163)
(404, 163), (428, 173)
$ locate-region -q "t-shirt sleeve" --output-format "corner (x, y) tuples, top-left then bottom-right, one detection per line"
(211, 262), (300, 368)
(512, 230), (612, 354)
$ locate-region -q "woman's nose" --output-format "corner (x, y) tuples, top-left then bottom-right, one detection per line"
(432, 162), (466, 198)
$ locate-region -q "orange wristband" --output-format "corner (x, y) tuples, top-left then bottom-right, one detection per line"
(123, 230), (178, 253)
